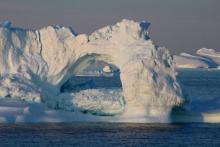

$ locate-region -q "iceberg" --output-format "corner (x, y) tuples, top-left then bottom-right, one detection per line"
(174, 48), (220, 69)
(0, 19), (186, 122)
(197, 48), (220, 68)
(174, 53), (211, 68)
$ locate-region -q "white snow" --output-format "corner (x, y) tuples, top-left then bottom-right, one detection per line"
(0, 19), (186, 123)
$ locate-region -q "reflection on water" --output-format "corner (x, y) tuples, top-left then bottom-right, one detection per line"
(0, 123), (219, 147)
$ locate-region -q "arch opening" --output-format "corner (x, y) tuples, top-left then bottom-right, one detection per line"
(61, 53), (122, 93)
(59, 53), (125, 116)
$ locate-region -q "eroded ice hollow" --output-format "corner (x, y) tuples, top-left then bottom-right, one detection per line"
(0, 19), (186, 122)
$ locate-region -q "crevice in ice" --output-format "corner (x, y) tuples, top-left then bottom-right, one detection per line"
(37, 31), (43, 56)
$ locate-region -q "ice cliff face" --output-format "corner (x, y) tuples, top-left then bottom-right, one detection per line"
(0, 19), (185, 120)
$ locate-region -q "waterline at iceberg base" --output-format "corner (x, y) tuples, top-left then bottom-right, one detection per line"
(0, 19), (218, 123)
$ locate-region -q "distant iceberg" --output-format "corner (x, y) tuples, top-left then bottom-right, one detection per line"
(0, 19), (186, 122)
(174, 48), (220, 69)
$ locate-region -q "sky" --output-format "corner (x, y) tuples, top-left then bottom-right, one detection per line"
(0, 0), (219, 54)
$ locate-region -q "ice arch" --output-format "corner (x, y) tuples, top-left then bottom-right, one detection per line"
(70, 53), (116, 75)
(60, 53), (122, 92)
(0, 19), (186, 119)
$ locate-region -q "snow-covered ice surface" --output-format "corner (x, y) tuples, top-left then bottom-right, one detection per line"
(1, 20), (219, 123)
(174, 48), (220, 69)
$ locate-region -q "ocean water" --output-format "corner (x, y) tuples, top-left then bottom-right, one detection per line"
(177, 68), (220, 113)
(0, 123), (219, 147)
(0, 69), (220, 146)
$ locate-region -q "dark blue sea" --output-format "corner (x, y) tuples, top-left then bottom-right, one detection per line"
(0, 123), (219, 147)
(0, 69), (220, 146)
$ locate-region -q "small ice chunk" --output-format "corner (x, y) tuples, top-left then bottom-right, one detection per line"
(103, 65), (112, 73)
